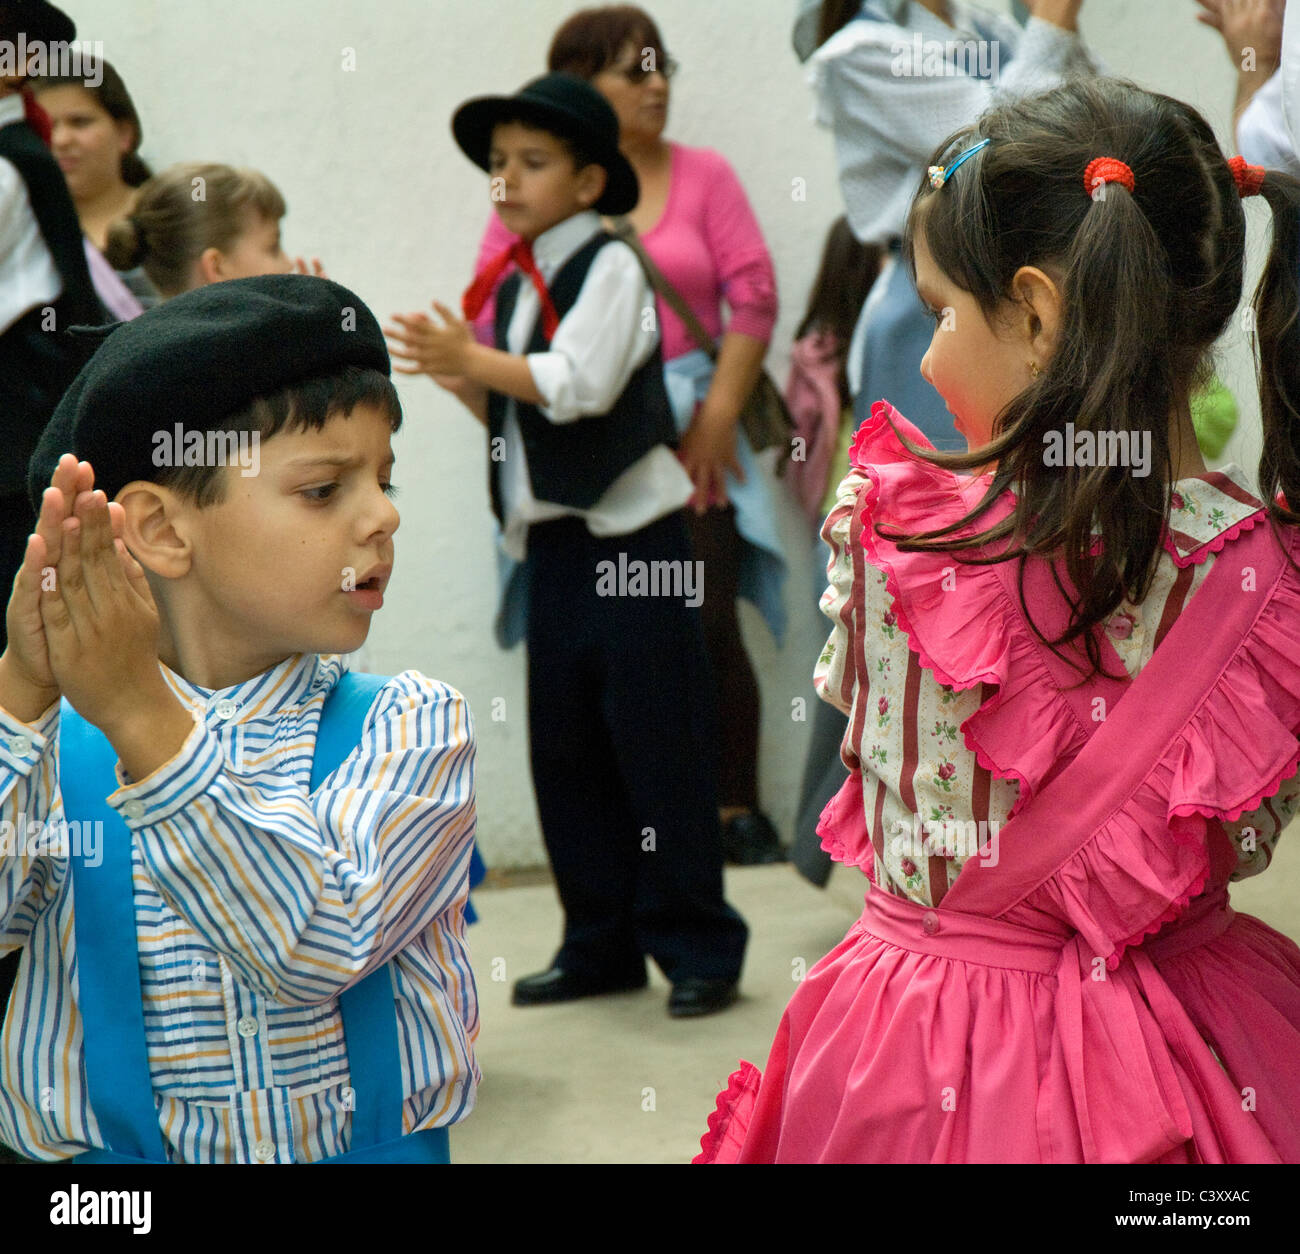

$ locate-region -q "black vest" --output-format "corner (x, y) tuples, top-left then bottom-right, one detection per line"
(0, 119), (105, 498)
(487, 230), (677, 525)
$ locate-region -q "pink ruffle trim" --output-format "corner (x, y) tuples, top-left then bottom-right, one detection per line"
(693, 1061), (761, 1164)
(1163, 505), (1267, 568)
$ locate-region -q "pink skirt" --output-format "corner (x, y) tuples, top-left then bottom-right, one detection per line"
(697, 884), (1300, 1163)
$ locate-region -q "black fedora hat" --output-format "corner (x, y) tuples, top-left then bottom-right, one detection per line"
(452, 72), (639, 216)
(0, 1), (77, 44)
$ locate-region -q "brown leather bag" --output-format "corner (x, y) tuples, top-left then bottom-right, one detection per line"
(610, 218), (794, 473)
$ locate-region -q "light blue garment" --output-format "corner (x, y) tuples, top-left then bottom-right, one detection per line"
(852, 243), (964, 452)
(492, 351), (789, 648)
(663, 349), (788, 645)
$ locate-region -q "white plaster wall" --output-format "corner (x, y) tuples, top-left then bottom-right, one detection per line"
(68, 0), (1256, 867)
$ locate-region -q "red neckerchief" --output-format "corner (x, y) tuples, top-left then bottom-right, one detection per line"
(20, 87), (53, 146)
(462, 237), (560, 341)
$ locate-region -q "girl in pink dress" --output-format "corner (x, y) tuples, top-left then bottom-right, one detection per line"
(696, 75), (1300, 1164)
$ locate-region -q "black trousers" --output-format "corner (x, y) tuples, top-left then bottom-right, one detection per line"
(524, 512), (748, 983)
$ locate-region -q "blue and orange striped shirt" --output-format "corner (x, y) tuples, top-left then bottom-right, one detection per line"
(0, 652), (478, 1162)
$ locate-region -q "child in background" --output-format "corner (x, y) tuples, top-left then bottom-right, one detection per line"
(699, 76), (1300, 1163)
(2, 275), (478, 1162)
(103, 161), (324, 299)
(33, 58), (159, 313)
(387, 73), (747, 1017)
(783, 216), (881, 888)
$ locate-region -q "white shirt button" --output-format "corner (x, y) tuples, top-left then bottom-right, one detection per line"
(7, 734), (31, 755)
(213, 698), (238, 720)
(253, 1140), (275, 1162)
(123, 800), (146, 821)
(236, 1015), (260, 1038)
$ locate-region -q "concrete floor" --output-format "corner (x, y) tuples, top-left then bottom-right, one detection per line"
(451, 828), (1300, 1164)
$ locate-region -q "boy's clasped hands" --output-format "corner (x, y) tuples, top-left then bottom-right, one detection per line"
(1, 455), (194, 778)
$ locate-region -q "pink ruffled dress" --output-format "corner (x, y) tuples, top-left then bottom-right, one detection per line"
(696, 402), (1300, 1164)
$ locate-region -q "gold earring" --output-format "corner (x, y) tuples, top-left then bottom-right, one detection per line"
(1028, 361), (1041, 378)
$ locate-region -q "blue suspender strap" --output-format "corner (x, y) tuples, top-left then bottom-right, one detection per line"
(60, 699), (169, 1163)
(61, 667), (448, 1164)
(309, 670), (403, 1153)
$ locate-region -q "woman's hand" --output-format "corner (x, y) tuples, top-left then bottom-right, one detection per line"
(294, 256), (328, 278)
(678, 402), (746, 512)
(1025, 0), (1086, 30)
(1195, 0), (1285, 65)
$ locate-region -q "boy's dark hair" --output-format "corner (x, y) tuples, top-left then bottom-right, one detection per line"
(795, 216), (882, 406)
(32, 60), (151, 186)
(547, 5), (666, 80)
(492, 108), (599, 174)
(894, 76), (1300, 681)
(155, 365), (401, 508)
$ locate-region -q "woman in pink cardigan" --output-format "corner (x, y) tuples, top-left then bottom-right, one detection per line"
(471, 6), (789, 864)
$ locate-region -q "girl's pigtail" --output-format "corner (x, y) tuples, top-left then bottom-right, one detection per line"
(1025, 174), (1175, 667)
(1252, 171), (1300, 524)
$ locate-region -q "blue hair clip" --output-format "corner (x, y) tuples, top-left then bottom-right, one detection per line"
(928, 137), (991, 189)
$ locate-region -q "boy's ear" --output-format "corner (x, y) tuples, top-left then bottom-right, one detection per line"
(576, 162), (607, 210)
(116, 481), (193, 580)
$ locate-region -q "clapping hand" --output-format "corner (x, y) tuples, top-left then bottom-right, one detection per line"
(385, 304), (475, 378)
(37, 479), (162, 735)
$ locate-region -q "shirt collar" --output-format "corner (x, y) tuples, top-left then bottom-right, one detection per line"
(529, 210), (602, 278)
(157, 651), (344, 721)
(0, 95), (26, 128)
(1164, 461), (1265, 566)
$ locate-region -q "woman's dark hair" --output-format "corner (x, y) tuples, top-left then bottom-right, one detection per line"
(155, 366), (402, 508)
(33, 59), (151, 186)
(547, 4), (667, 78)
(796, 216), (882, 405)
(892, 76), (1300, 681)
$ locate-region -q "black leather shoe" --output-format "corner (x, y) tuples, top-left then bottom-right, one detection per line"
(511, 965), (647, 1006)
(668, 978), (739, 1018)
(722, 811), (788, 866)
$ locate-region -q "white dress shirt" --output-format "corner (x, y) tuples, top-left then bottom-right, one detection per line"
(499, 209), (693, 561)
(0, 93), (62, 335)
(1238, 3), (1300, 177)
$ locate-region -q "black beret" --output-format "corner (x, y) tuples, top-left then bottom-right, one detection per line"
(28, 274), (391, 511)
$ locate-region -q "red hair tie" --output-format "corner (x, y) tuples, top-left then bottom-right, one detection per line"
(1228, 154), (1266, 197)
(1083, 157), (1135, 197)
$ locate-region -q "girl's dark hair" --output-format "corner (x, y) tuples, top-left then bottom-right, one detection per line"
(33, 60), (152, 186)
(894, 76), (1300, 681)
(796, 216), (882, 405)
(155, 366), (402, 508)
(547, 5), (667, 78)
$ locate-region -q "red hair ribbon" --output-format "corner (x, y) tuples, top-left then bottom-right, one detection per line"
(1083, 156), (1135, 197)
(1228, 155), (1266, 197)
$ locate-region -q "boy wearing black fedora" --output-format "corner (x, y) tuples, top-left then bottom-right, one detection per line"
(0, 275), (479, 1162)
(388, 73), (748, 1018)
